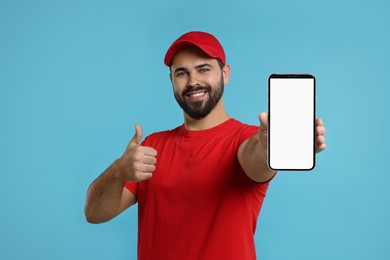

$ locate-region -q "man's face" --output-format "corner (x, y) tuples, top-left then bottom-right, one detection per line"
(170, 47), (230, 120)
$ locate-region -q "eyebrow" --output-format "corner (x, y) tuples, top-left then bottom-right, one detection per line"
(195, 63), (213, 69)
(173, 63), (213, 74)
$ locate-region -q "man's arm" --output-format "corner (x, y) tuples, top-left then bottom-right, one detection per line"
(85, 162), (136, 224)
(238, 113), (327, 183)
(84, 125), (157, 223)
(237, 113), (276, 183)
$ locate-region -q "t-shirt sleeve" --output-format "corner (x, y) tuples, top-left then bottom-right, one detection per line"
(237, 125), (259, 144)
(124, 181), (138, 197)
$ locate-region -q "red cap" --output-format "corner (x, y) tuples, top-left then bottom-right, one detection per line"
(164, 31), (226, 66)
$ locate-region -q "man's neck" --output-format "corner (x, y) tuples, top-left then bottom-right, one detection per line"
(183, 99), (230, 131)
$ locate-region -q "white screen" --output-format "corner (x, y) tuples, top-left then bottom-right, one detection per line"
(269, 77), (315, 170)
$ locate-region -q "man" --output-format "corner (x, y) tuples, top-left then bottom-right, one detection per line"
(85, 31), (327, 259)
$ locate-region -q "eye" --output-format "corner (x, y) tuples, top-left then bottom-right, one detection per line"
(199, 68), (209, 73)
(175, 71), (186, 77)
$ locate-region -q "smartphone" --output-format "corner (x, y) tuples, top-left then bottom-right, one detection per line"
(268, 74), (316, 171)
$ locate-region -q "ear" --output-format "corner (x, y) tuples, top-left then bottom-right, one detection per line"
(169, 72), (172, 82)
(222, 64), (231, 85)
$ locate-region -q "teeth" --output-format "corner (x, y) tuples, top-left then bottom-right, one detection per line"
(190, 92), (206, 98)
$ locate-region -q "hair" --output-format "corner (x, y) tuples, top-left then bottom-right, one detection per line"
(216, 59), (225, 70)
(169, 58), (225, 72)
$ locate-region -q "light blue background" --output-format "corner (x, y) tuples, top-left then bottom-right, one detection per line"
(1, 0), (389, 259)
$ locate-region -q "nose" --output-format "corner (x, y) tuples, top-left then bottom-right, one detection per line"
(188, 73), (201, 87)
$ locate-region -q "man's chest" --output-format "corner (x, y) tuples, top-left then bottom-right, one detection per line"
(138, 137), (241, 203)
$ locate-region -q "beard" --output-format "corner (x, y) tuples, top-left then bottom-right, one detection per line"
(174, 76), (224, 120)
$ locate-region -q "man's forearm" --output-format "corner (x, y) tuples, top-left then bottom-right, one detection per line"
(238, 135), (276, 183)
(84, 160), (127, 223)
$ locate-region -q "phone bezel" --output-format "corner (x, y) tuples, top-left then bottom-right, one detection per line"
(267, 74), (316, 171)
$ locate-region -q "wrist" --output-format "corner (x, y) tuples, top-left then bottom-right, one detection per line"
(111, 158), (127, 184)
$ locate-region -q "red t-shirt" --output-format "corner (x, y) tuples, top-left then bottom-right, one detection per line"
(125, 119), (272, 259)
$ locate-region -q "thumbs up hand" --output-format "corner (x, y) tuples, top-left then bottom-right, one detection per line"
(117, 124), (158, 182)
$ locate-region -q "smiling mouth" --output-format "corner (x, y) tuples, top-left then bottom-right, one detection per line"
(187, 91), (207, 98)
(183, 86), (211, 101)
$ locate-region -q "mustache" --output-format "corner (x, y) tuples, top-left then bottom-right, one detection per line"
(182, 85), (211, 97)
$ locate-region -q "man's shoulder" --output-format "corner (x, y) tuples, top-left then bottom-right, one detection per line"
(227, 118), (259, 142)
(229, 118), (258, 132)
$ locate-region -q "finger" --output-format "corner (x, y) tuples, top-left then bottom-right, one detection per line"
(142, 164), (156, 173)
(316, 134), (326, 145)
(133, 171), (153, 181)
(259, 112), (268, 132)
(140, 172), (153, 181)
(316, 143), (327, 153)
(142, 146), (158, 157)
(140, 155), (157, 165)
(316, 117), (323, 126)
(316, 125), (326, 136)
(135, 163), (156, 173)
(129, 124), (143, 146)
(134, 162), (155, 173)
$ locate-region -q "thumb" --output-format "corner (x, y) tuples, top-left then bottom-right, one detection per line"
(259, 112), (268, 132)
(129, 124), (143, 146)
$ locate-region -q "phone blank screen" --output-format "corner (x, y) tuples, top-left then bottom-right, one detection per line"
(268, 75), (315, 170)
